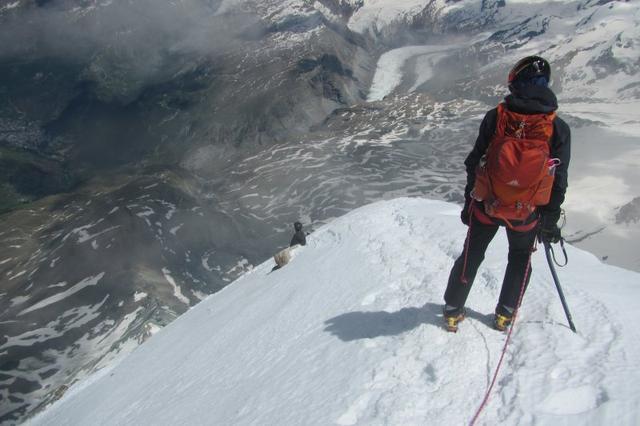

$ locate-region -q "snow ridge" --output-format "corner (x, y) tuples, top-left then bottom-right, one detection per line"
(30, 198), (640, 425)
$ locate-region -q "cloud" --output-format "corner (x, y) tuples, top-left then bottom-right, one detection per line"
(2, 0), (256, 56)
(0, 0), (260, 100)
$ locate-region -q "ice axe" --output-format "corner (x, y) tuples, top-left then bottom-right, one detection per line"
(541, 237), (577, 333)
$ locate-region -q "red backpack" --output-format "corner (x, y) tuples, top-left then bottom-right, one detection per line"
(471, 103), (557, 225)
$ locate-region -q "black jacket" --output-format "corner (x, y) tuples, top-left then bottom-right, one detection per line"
(463, 85), (571, 222)
(290, 231), (306, 247)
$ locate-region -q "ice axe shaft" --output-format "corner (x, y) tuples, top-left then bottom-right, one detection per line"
(543, 240), (577, 333)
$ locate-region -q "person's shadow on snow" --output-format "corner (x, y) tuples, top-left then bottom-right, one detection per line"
(323, 303), (492, 341)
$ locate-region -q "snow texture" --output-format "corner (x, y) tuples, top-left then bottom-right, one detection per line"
(30, 199), (640, 425)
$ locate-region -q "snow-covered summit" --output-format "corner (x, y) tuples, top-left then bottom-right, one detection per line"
(30, 198), (640, 425)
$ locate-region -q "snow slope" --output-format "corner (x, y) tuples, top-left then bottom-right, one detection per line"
(30, 198), (640, 425)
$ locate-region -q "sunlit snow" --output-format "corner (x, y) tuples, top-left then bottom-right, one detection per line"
(30, 199), (640, 425)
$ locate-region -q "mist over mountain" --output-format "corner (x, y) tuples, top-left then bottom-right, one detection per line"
(1, 0), (638, 423)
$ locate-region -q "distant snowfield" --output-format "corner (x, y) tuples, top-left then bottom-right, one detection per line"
(347, 0), (429, 35)
(30, 199), (640, 425)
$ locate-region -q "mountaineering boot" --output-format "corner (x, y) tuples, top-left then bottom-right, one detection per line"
(493, 313), (513, 332)
(443, 306), (465, 333)
(494, 305), (515, 331)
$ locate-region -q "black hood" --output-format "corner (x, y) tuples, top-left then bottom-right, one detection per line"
(505, 85), (558, 114)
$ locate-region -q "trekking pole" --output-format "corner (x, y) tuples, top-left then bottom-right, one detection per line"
(542, 239), (577, 333)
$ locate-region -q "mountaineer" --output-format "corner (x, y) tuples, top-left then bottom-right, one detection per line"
(442, 56), (571, 332)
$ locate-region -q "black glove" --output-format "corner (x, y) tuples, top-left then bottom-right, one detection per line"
(461, 198), (471, 226)
(539, 210), (561, 244)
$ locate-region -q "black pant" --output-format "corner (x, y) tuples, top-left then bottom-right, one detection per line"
(444, 212), (538, 315)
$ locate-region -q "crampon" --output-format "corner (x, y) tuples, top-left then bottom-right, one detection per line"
(444, 311), (465, 333)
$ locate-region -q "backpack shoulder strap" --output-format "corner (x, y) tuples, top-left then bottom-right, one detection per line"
(494, 103), (508, 138)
